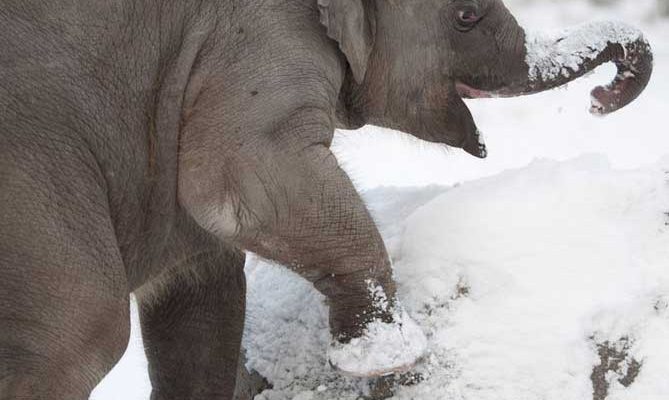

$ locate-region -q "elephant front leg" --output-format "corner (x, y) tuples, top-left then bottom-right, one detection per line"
(179, 142), (426, 377)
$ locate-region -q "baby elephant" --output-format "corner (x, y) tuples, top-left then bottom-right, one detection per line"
(0, 0), (652, 399)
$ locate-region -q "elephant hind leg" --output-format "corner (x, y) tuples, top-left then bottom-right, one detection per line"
(0, 159), (130, 399)
(135, 217), (247, 400)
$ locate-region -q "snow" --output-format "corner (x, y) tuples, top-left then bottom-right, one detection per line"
(525, 21), (644, 82)
(392, 157), (668, 400)
(327, 301), (428, 377)
(237, 156), (669, 400)
(91, 1), (669, 399)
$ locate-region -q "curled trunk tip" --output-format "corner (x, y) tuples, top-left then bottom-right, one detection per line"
(521, 21), (653, 115)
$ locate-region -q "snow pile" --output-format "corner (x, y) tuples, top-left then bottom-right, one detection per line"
(525, 21), (645, 82)
(243, 155), (669, 400)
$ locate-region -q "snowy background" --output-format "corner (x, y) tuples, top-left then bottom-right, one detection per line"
(92, 0), (669, 399)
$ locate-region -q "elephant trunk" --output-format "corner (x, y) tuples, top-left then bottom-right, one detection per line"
(498, 22), (653, 115)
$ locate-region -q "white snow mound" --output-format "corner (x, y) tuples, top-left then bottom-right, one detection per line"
(244, 155), (669, 400)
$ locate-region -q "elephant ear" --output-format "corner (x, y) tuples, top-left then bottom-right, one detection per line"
(318, 0), (375, 83)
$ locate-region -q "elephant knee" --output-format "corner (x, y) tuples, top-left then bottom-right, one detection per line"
(187, 198), (244, 239)
(178, 163), (281, 242)
(178, 166), (245, 240)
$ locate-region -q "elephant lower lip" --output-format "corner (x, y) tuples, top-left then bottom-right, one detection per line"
(455, 82), (495, 99)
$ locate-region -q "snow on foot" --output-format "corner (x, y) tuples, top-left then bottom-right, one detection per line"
(327, 307), (428, 377)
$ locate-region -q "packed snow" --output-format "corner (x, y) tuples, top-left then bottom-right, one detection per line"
(525, 21), (645, 82)
(327, 298), (428, 377)
(92, 0), (669, 399)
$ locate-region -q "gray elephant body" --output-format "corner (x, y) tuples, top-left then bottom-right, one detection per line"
(0, 0), (652, 399)
(1, 2), (379, 398)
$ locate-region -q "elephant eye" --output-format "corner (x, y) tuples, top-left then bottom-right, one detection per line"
(455, 6), (481, 32)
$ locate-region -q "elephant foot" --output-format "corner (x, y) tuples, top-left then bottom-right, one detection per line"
(327, 307), (427, 377)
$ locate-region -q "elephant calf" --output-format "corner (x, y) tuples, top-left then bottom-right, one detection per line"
(0, 0), (652, 399)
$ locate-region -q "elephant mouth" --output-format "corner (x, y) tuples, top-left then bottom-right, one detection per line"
(455, 82), (496, 99)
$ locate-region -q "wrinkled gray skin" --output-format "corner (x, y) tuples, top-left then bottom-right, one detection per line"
(0, 0), (652, 399)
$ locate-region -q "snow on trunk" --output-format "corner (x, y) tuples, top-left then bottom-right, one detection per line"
(525, 21), (644, 82)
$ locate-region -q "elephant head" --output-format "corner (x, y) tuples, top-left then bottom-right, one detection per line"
(319, 0), (653, 158)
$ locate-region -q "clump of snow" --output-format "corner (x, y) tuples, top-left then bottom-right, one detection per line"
(325, 279), (428, 377)
(366, 279), (391, 314)
(525, 21), (644, 82)
(327, 305), (428, 377)
(241, 155), (669, 400)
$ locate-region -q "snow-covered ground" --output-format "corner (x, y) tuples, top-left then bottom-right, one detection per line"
(92, 1), (669, 399)
(242, 157), (669, 400)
